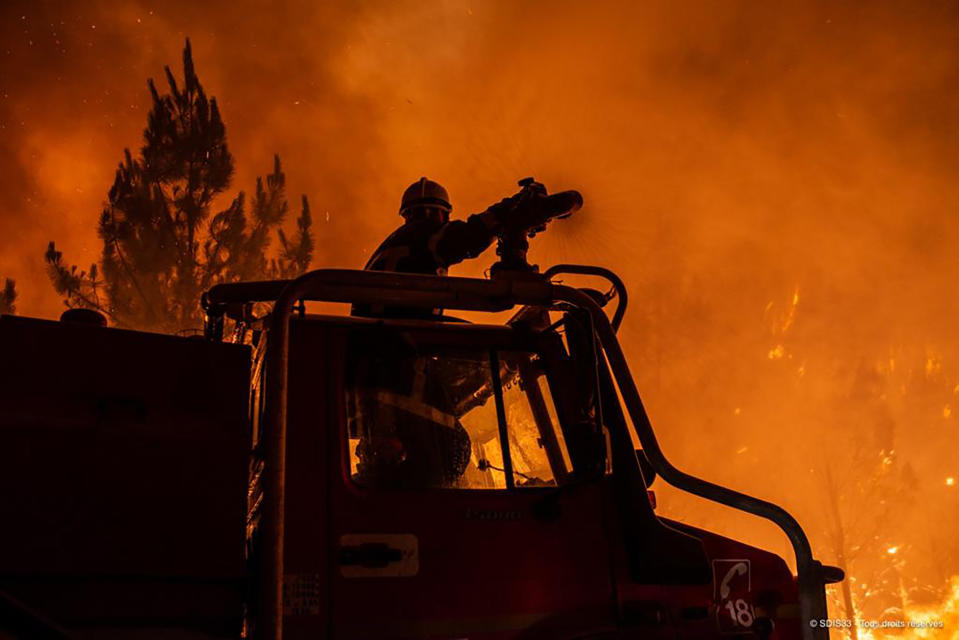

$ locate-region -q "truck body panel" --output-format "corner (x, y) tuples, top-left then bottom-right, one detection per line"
(0, 315), (250, 638)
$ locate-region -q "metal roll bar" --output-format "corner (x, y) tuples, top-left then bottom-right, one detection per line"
(543, 264), (628, 332)
(205, 268), (827, 640)
(552, 285), (830, 640)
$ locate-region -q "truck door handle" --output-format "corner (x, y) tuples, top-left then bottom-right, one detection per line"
(338, 543), (403, 568)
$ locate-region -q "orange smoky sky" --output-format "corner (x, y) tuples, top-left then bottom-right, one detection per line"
(3, 0), (959, 614)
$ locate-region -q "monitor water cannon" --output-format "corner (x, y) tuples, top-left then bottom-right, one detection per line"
(489, 177), (583, 278)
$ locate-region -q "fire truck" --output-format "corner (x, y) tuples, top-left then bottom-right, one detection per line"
(0, 188), (840, 640)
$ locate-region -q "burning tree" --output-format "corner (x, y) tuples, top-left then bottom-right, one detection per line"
(820, 436), (918, 630)
(758, 291), (945, 632)
(46, 40), (312, 333)
(0, 279), (15, 315)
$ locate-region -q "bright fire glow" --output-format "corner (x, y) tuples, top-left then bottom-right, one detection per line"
(893, 575), (959, 640)
(3, 4), (959, 633)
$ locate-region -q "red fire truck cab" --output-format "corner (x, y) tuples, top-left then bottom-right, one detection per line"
(0, 265), (839, 640)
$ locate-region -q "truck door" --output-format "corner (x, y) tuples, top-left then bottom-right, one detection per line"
(326, 327), (617, 639)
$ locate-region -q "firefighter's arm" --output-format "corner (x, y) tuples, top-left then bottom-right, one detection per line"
(429, 182), (577, 268)
(428, 206), (505, 267)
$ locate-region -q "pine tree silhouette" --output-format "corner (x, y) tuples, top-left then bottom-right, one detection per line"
(46, 39), (312, 333)
(0, 278), (15, 315)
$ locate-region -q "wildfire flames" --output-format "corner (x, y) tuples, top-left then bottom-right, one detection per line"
(850, 576), (959, 640)
(2, 1), (959, 634)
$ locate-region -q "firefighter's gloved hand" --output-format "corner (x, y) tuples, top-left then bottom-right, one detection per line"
(476, 195), (522, 233)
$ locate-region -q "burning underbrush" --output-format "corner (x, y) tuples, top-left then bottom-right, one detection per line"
(846, 575), (959, 640)
(646, 281), (959, 638)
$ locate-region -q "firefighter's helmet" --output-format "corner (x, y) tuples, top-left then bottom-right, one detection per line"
(399, 177), (452, 219)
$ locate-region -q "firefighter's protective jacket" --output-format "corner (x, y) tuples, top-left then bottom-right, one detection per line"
(352, 212), (496, 317)
(364, 214), (496, 276)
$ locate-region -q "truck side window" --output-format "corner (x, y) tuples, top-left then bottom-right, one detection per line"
(343, 340), (570, 490)
(249, 336), (267, 451)
(494, 351), (571, 487)
(346, 346), (496, 490)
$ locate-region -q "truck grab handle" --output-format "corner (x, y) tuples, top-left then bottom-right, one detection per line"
(552, 284), (831, 640)
(543, 264), (628, 331)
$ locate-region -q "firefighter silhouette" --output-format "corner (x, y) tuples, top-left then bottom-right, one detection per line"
(348, 177), (580, 486)
(349, 177), (508, 485)
(367, 177), (506, 276)
(352, 177), (510, 318)
(352, 176), (574, 316)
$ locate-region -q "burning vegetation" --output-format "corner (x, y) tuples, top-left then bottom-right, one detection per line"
(1, 1), (958, 636)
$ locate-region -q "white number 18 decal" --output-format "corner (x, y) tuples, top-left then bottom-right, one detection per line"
(724, 598), (754, 627)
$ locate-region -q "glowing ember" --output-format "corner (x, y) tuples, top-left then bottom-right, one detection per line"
(887, 546), (900, 555)
(947, 477), (955, 487)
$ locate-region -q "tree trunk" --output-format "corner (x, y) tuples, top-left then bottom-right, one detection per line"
(825, 464), (858, 640)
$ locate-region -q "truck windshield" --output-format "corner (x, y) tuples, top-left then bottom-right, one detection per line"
(344, 343), (571, 490)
